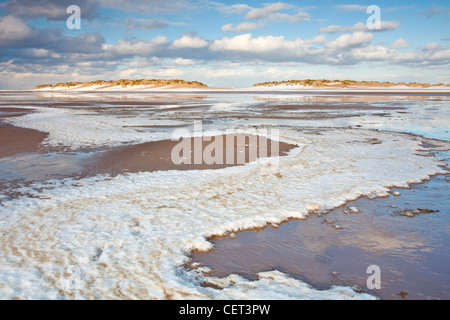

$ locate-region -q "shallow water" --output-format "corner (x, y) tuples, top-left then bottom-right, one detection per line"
(191, 171), (450, 300)
(0, 91), (448, 300)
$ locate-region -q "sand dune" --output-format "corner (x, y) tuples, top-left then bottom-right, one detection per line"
(252, 79), (450, 92)
(34, 78), (450, 93)
(35, 79), (208, 91)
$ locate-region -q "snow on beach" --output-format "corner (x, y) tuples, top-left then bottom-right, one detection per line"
(5, 106), (191, 149)
(1, 99), (448, 299)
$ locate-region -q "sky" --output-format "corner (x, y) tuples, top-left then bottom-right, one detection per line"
(0, 0), (449, 89)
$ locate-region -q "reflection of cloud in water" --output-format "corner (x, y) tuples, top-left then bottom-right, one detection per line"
(293, 221), (429, 260)
(345, 225), (429, 256)
(0, 152), (88, 181)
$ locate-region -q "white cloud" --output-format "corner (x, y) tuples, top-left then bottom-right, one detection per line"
(125, 18), (169, 30)
(192, 63), (313, 82)
(118, 68), (139, 78)
(335, 5), (368, 12)
(319, 25), (343, 34)
(98, 0), (193, 14)
(390, 39), (409, 49)
(0, 15), (33, 41)
(153, 67), (185, 77)
(245, 2), (310, 22)
(351, 45), (393, 61)
(305, 34), (327, 44)
(326, 31), (374, 50)
(246, 2), (287, 20)
(32, 48), (61, 59)
(393, 45), (450, 66)
(106, 36), (168, 56)
(379, 21), (401, 31)
(427, 48), (450, 61)
(171, 34), (208, 49)
(320, 21), (399, 33)
(211, 33), (306, 53)
(423, 42), (441, 51)
(127, 57), (164, 68)
(337, 22), (367, 33)
(209, 32), (404, 65)
(222, 22), (264, 32)
(420, 4), (450, 18)
(116, 62), (185, 79)
(6, 0), (98, 20)
(209, 33), (336, 64)
(348, 42), (450, 66)
(174, 58), (198, 65)
(0, 59), (14, 71)
(215, 3), (252, 15)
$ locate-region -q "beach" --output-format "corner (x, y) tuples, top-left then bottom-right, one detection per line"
(0, 90), (449, 300)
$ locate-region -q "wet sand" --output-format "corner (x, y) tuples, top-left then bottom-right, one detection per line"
(0, 131), (296, 184)
(82, 134), (296, 177)
(0, 108), (48, 159)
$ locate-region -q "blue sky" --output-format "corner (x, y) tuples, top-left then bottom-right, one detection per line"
(0, 0), (449, 89)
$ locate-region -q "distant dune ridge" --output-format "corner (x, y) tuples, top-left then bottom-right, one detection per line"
(35, 79), (208, 90)
(34, 78), (450, 91)
(253, 79), (450, 89)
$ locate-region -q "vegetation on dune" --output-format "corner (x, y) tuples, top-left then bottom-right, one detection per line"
(35, 78), (449, 90)
(253, 79), (449, 88)
(35, 79), (208, 89)
(35, 84), (54, 89)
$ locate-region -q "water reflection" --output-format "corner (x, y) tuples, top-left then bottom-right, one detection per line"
(191, 173), (450, 300)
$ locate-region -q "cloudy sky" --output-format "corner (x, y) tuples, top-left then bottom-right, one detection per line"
(0, 0), (449, 89)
